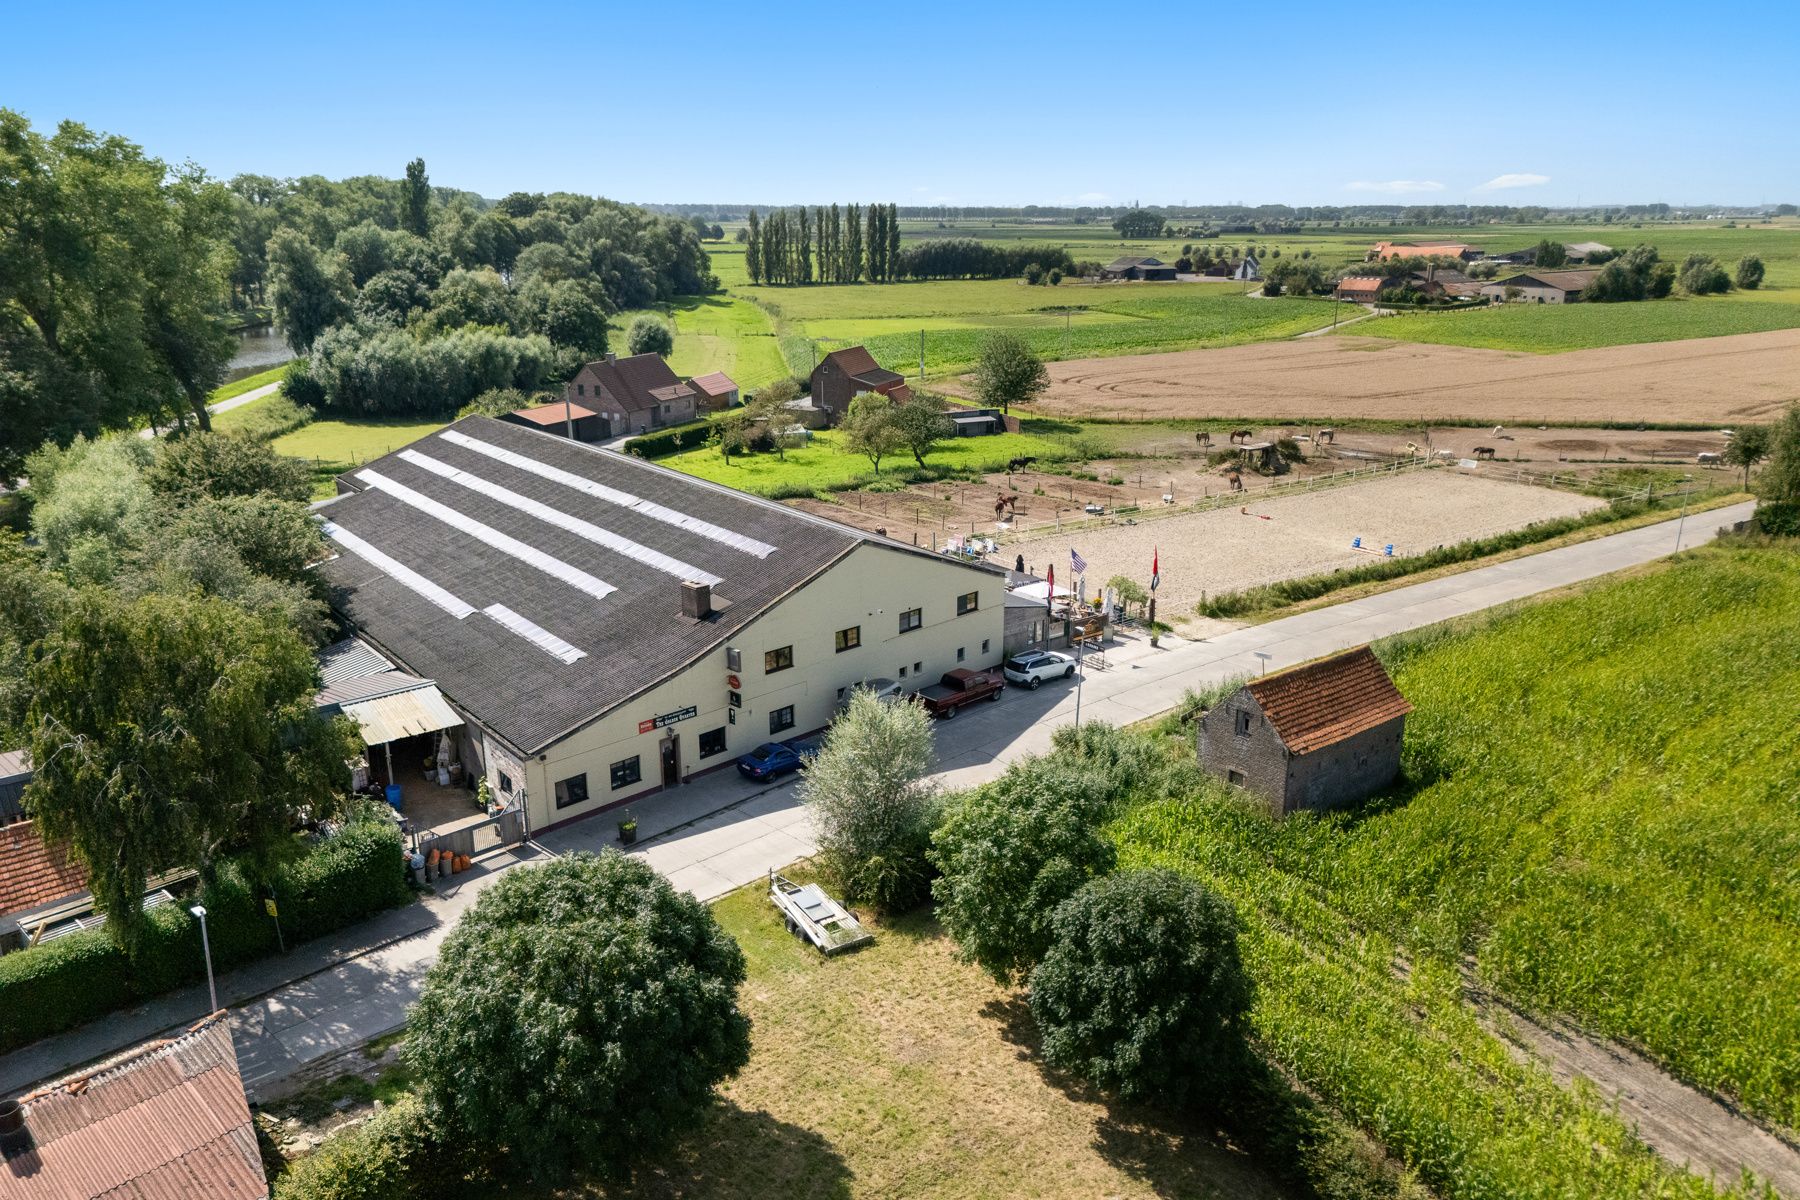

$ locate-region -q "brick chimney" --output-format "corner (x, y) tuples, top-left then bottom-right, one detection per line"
(681, 580), (712, 619)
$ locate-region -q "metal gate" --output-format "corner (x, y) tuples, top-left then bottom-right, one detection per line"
(419, 808), (526, 864)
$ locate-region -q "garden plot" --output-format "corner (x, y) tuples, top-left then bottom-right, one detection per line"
(1002, 472), (1605, 614)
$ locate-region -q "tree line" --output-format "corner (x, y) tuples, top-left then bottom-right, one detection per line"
(746, 202), (902, 285)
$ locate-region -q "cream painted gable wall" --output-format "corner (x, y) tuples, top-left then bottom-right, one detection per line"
(521, 541), (1005, 832)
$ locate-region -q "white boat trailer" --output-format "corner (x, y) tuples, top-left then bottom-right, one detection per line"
(768, 871), (874, 955)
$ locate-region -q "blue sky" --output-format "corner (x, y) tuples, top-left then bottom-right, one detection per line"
(11, 0), (1795, 207)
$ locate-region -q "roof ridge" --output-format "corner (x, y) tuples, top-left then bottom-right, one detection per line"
(20, 1011), (230, 1105)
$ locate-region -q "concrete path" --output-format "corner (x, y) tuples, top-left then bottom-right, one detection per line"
(0, 501), (1751, 1101)
(134, 379), (287, 440)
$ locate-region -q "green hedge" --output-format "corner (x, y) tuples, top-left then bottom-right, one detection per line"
(272, 1094), (470, 1200)
(1754, 500), (1800, 537)
(0, 820), (411, 1053)
(623, 418), (718, 459)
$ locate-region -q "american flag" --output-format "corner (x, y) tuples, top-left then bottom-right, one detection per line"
(1070, 548), (1087, 575)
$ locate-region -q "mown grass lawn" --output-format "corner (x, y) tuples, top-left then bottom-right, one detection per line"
(598, 880), (1287, 1200)
(1348, 295), (1800, 353)
(613, 291), (789, 390)
(272, 417), (446, 497)
(656, 426), (1082, 497)
(209, 362), (292, 407)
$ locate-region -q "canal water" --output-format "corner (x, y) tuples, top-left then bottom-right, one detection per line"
(226, 324), (294, 381)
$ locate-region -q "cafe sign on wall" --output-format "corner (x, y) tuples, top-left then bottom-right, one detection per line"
(638, 705), (698, 735)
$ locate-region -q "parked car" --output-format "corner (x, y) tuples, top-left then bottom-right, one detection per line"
(736, 736), (818, 781)
(837, 677), (904, 709)
(918, 668), (1005, 719)
(1002, 650), (1077, 690)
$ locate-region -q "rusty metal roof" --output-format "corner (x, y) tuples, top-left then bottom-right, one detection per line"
(7, 1014), (267, 1199)
(1244, 646), (1412, 756)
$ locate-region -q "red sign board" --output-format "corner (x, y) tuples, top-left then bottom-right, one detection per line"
(727, 673), (741, 689)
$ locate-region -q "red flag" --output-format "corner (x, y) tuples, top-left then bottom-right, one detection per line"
(1151, 547), (1160, 592)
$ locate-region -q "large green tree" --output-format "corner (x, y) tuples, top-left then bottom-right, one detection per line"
(401, 157), (431, 237)
(839, 391), (905, 474)
(972, 331), (1050, 414)
(800, 687), (939, 911)
(931, 756), (1117, 984)
(1030, 869), (1252, 1104)
(404, 853), (751, 1185)
(269, 227), (353, 352)
(1723, 424), (1771, 491)
(625, 314), (674, 357)
(1759, 404), (1800, 505)
(21, 590), (355, 951)
(889, 390), (954, 467)
(0, 110), (237, 475)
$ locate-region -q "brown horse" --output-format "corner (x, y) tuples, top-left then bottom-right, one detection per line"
(1230, 429), (1253, 445)
(1473, 446), (1497, 460)
(1195, 431), (1213, 448)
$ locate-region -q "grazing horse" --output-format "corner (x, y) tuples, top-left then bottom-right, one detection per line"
(1316, 427), (1335, 445)
(1195, 431), (1213, 448)
(1006, 455), (1038, 473)
(1226, 470), (1244, 493)
(1473, 446), (1497, 460)
(1230, 428), (1253, 445)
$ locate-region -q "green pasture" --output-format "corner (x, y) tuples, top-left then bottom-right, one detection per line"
(611, 289), (788, 390)
(1120, 541), (1800, 1180)
(272, 417), (447, 497)
(1349, 295), (1800, 353)
(655, 425), (1080, 498)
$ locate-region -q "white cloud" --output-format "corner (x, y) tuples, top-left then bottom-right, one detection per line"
(1473, 172), (1551, 192)
(1345, 179), (1445, 195)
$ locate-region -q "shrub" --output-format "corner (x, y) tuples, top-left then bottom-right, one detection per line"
(625, 314), (674, 357)
(1275, 436), (1304, 463)
(1755, 500), (1800, 537)
(0, 931), (133, 1050)
(403, 853), (750, 1185)
(1029, 869), (1251, 1104)
(931, 757), (1117, 984)
(0, 815), (410, 1053)
(1736, 255), (1766, 290)
(272, 1093), (467, 1200)
(801, 689), (940, 912)
(623, 417), (717, 459)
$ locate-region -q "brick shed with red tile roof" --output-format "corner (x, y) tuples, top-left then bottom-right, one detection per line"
(808, 345), (908, 425)
(2, 1013), (267, 1199)
(1197, 646), (1412, 815)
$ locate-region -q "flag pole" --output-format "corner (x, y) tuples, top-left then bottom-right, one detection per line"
(1148, 546), (1160, 648)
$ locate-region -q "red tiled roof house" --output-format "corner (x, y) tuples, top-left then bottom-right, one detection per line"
(563, 353), (698, 437)
(1196, 646), (1413, 815)
(807, 345), (912, 426)
(0, 820), (89, 954)
(0, 1013), (268, 1198)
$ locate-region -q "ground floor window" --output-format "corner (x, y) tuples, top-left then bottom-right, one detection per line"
(555, 772), (591, 809)
(699, 727), (727, 758)
(609, 757), (641, 790)
(1228, 769), (1245, 786)
(770, 705), (795, 734)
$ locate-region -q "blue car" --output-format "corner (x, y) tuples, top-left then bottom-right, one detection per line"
(736, 738), (817, 781)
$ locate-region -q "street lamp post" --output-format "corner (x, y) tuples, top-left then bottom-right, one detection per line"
(190, 904), (219, 1014)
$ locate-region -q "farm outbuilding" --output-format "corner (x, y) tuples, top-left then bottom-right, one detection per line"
(809, 345), (912, 425)
(1480, 268), (1600, 304)
(501, 401), (607, 443)
(1101, 256), (1177, 281)
(689, 370), (740, 412)
(316, 416), (1004, 837)
(1197, 646), (1411, 815)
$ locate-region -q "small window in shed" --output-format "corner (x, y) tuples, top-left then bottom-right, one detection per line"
(1228, 769), (1245, 786)
(1235, 710), (1253, 736)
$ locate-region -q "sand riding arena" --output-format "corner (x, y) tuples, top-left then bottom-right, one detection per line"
(998, 470), (1606, 615)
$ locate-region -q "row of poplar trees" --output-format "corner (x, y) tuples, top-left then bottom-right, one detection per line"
(745, 202), (902, 285)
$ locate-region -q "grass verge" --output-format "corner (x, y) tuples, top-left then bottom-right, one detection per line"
(272, 417), (448, 498)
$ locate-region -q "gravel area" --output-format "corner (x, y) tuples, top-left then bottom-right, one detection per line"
(1005, 471), (1607, 613)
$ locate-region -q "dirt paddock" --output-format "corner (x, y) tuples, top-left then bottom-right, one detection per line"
(977, 329), (1800, 425)
(1001, 472), (1607, 615)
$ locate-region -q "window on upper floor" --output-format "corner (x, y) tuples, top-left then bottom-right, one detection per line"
(835, 626), (861, 653)
(899, 608), (922, 633)
(765, 645), (794, 673)
(956, 591), (979, 616)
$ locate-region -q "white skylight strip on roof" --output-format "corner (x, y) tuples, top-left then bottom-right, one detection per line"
(319, 520), (476, 619)
(396, 449), (725, 588)
(483, 604), (586, 665)
(354, 469), (617, 602)
(438, 429), (778, 558)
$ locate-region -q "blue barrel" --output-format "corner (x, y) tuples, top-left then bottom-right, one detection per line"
(385, 783), (403, 810)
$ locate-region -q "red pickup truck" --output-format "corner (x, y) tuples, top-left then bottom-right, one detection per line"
(918, 668), (1005, 719)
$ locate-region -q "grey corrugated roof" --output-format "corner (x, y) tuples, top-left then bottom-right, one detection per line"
(317, 638), (394, 687)
(316, 670), (435, 710)
(316, 416), (992, 753)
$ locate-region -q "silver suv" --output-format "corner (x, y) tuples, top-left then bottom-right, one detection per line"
(1002, 651), (1076, 690)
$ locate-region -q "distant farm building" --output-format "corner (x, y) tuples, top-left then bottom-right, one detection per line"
(1334, 276), (1387, 302)
(501, 401), (607, 443)
(1101, 255), (1177, 281)
(1197, 646), (1412, 815)
(1480, 268), (1600, 304)
(1369, 240), (1481, 262)
(809, 345), (913, 425)
(1498, 241), (1613, 265)
(946, 405), (1005, 437)
(688, 371), (740, 412)
(564, 352), (698, 437)
(1232, 254), (1262, 281)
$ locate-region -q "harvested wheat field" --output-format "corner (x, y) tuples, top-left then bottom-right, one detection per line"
(982, 328), (1800, 425)
(1004, 472), (1606, 615)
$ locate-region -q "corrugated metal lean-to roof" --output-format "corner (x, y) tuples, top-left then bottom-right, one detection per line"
(338, 685), (464, 746)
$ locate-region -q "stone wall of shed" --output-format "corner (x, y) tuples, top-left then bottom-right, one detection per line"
(1279, 716), (1405, 815)
(1196, 692), (1289, 813)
